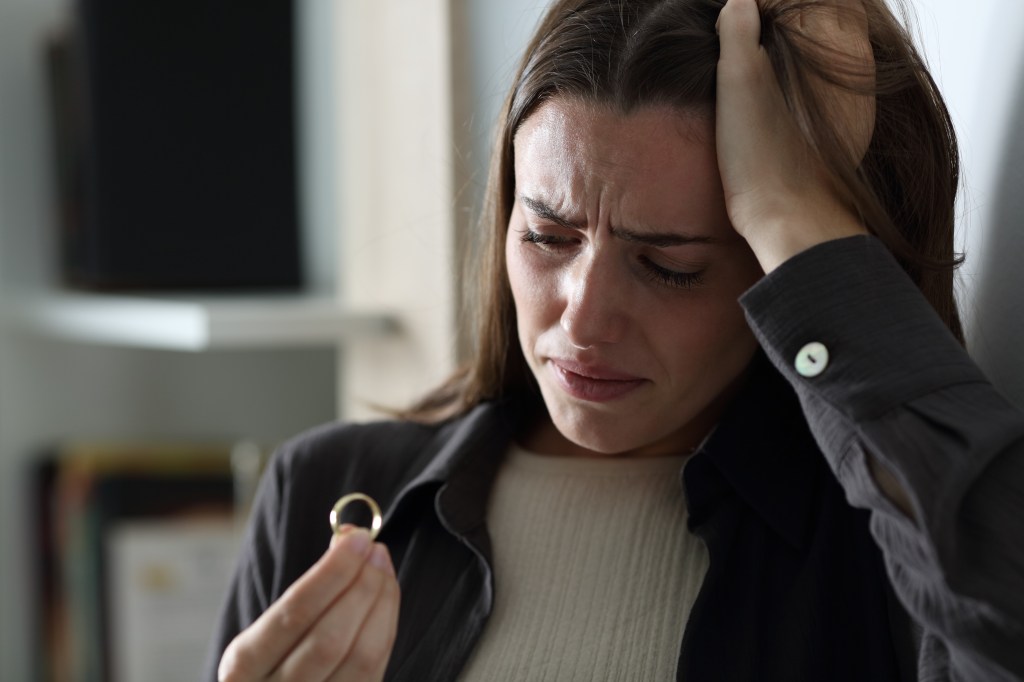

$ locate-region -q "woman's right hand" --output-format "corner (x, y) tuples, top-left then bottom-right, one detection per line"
(218, 526), (400, 682)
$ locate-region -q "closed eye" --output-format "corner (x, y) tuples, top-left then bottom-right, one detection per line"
(640, 256), (705, 290)
(520, 229), (575, 248)
(520, 227), (704, 289)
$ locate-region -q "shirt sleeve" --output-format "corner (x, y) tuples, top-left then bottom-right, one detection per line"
(201, 448), (287, 681)
(740, 235), (1024, 682)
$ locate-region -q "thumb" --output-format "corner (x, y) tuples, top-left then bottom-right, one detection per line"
(717, 0), (762, 67)
(330, 523), (357, 548)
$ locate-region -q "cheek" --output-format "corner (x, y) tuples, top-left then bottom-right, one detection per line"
(505, 230), (546, 336)
(669, 254), (761, 344)
(647, 286), (758, 374)
(505, 231), (527, 312)
(506, 216), (566, 310)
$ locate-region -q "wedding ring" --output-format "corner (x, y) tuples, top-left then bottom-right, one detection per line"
(329, 493), (383, 540)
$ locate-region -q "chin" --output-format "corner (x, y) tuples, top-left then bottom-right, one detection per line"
(564, 433), (629, 456)
(544, 391), (708, 457)
(551, 411), (659, 456)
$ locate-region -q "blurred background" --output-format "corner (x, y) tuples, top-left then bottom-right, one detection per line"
(0, 0), (1020, 680)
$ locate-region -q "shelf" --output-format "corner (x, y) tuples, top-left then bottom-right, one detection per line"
(1, 292), (399, 351)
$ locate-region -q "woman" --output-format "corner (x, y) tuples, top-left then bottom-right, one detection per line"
(208, 0), (1024, 680)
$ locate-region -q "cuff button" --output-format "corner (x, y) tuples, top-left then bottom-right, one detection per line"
(795, 342), (829, 378)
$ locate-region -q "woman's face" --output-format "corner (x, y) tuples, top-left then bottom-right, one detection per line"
(506, 97), (764, 457)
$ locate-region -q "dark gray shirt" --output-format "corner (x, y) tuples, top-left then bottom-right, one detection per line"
(207, 235), (1024, 680)
(743, 235), (1024, 680)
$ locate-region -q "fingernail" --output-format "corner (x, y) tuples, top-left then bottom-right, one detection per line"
(344, 529), (372, 556)
(329, 523), (356, 548)
(370, 543), (393, 574)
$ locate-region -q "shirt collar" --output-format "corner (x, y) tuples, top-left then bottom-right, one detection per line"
(684, 352), (819, 550)
(380, 398), (517, 536)
(383, 353), (819, 551)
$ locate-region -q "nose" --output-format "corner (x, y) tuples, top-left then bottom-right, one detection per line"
(559, 251), (629, 348)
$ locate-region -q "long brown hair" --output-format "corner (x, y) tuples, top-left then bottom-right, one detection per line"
(401, 0), (962, 423)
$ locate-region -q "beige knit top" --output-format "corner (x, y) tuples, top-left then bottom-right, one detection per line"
(458, 445), (710, 681)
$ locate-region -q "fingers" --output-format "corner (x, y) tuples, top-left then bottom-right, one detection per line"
(275, 544), (398, 681)
(803, 1), (870, 58)
(799, 0), (876, 161)
(719, 0), (870, 69)
(716, 0), (789, 207)
(329, 523), (357, 549)
(218, 529), (374, 681)
(716, 0), (773, 114)
(717, 0), (761, 67)
(715, 0), (870, 270)
(821, 0), (869, 34)
(327, 546), (401, 682)
(219, 533), (400, 682)
(797, 0), (873, 83)
(716, 0), (874, 170)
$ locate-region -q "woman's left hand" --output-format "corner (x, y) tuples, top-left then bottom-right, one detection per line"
(717, 0), (918, 518)
(715, 0), (875, 273)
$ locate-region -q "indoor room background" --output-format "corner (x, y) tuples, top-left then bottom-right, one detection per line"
(0, 1), (1020, 680)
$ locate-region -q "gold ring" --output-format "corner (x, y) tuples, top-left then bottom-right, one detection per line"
(329, 493), (382, 540)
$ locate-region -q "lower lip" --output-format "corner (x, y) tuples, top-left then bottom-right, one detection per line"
(549, 363), (646, 403)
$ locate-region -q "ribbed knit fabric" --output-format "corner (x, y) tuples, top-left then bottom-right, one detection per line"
(458, 446), (709, 681)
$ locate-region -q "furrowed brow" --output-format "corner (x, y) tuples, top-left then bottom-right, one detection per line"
(519, 195), (584, 230)
(610, 226), (717, 247)
(520, 194), (717, 246)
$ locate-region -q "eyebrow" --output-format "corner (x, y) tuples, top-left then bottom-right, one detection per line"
(519, 195), (717, 246)
(520, 195), (583, 229)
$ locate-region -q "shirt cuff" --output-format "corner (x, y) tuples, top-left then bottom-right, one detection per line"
(740, 235), (984, 420)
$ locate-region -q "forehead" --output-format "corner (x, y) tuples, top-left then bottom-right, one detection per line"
(512, 98), (726, 232)
(516, 97), (711, 150)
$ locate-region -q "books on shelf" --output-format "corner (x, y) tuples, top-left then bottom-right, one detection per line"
(30, 440), (266, 682)
(107, 517), (240, 682)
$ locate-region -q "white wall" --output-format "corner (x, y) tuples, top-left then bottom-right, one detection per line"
(462, 0), (549, 214)
(914, 1), (1024, 405)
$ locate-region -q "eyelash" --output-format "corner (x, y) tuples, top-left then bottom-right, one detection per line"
(639, 257), (705, 290)
(519, 229), (705, 290)
(520, 230), (569, 247)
